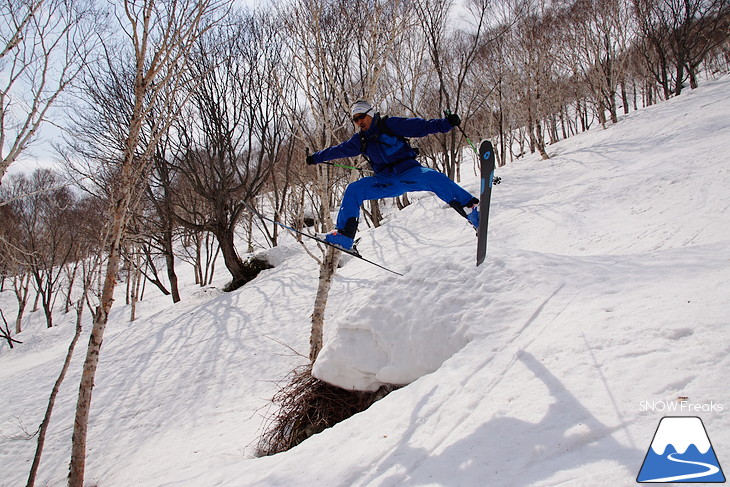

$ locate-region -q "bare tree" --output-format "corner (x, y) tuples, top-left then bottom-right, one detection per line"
(26, 207), (103, 487)
(503, 0), (557, 159)
(0, 0), (98, 184)
(413, 0), (498, 178)
(249, 11), (299, 250)
(27, 171), (78, 328)
(175, 190), (221, 287)
(279, 0), (358, 362)
(0, 170), (78, 328)
(471, 17), (515, 166)
(557, 0), (635, 126)
(634, 0), (729, 97)
(142, 133), (182, 301)
(0, 309), (22, 348)
(67, 0), (231, 485)
(0, 180), (31, 333)
(280, 0), (417, 361)
(165, 15), (282, 290)
(413, 0), (458, 175)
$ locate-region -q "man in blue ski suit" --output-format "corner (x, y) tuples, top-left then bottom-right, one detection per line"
(306, 100), (480, 251)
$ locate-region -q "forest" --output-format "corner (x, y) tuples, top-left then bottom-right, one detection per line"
(0, 0), (728, 485)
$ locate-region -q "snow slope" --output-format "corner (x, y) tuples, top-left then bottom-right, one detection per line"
(1, 76), (729, 487)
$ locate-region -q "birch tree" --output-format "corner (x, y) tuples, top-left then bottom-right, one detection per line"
(279, 0), (349, 362)
(26, 201), (103, 487)
(280, 0), (413, 361)
(67, 0), (230, 485)
(0, 0), (98, 184)
(414, 0), (496, 179)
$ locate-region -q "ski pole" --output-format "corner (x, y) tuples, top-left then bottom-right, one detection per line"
(446, 110), (501, 185)
(445, 109), (479, 156)
(457, 126), (479, 157)
(320, 161), (373, 174)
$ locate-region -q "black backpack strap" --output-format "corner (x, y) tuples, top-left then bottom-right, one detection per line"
(378, 116), (410, 145)
(361, 116), (416, 152)
(359, 115), (420, 171)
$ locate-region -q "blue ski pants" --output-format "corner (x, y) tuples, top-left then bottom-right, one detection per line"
(336, 166), (477, 236)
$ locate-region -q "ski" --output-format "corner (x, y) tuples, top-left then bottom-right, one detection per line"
(244, 202), (403, 277)
(304, 232), (403, 277)
(476, 140), (496, 266)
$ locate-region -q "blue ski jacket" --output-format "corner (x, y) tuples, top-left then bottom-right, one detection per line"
(311, 113), (454, 176)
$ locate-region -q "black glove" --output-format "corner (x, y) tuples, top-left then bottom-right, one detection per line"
(306, 154), (316, 165)
(445, 111), (461, 127)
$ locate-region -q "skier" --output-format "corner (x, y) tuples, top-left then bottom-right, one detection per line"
(306, 100), (480, 251)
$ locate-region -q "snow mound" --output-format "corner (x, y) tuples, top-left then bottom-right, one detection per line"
(311, 217), (481, 391)
(312, 299), (470, 391)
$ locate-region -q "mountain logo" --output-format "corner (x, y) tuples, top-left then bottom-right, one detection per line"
(637, 416), (726, 483)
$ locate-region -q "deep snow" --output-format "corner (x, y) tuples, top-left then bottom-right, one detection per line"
(1, 76), (729, 487)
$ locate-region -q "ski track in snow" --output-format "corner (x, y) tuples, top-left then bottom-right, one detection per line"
(1, 76), (729, 487)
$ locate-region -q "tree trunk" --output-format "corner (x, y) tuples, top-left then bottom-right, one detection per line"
(68, 147), (135, 487)
(15, 301), (26, 334)
(310, 246), (341, 362)
(64, 265), (78, 314)
(368, 200), (382, 228)
(533, 120), (550, 160)
(621, 81), (630, 115)
(674, 61), (685, 96)
(162, 202), (181, 302)
(597, 99), (607, 128)
(688, 66), (698, 90)
(608, 89), (618, 124)
(215, 228), (246, 288)
(42, 299), (53, 328)
(27, 302), (84, 487)
(165, 246), (181, 302)
(130, 259), (141, 322)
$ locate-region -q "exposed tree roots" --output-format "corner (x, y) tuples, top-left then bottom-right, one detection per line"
(256, 365), (396, 456)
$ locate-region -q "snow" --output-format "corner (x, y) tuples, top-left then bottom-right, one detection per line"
(1, 75), (729, 487)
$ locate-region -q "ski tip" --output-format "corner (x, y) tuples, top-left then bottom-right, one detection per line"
(479, 140), (495, 161)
